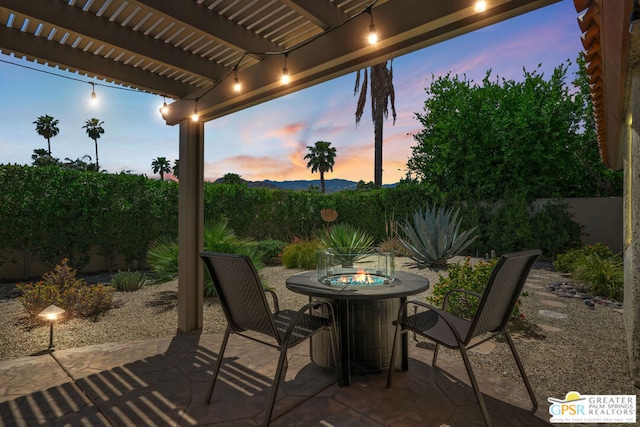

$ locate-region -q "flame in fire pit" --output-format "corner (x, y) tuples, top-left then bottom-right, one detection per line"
(337, 270), (375, 284)
(325, 269), (388, 286)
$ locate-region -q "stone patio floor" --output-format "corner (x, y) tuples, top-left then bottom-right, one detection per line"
(0, 333), (552, 426)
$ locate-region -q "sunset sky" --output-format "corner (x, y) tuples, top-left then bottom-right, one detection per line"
(0, 0), (584, 185)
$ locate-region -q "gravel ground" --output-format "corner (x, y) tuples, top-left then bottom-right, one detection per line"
(0, 258), (636, 404)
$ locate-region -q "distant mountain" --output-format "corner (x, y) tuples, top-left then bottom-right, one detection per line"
(264, 179), (357, 192)
(212, 178), (396, 192)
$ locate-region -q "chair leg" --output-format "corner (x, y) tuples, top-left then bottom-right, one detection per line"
(432, 342), (440, 367)
(385, 320), (402, 389)
(264, 345), (290, 427)
(459, 346), (492, 427)
(504, 331), (538, 411)
(206, 327), (231, 404)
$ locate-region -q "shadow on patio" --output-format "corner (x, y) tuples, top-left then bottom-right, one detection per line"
(0, 333), (552, 426)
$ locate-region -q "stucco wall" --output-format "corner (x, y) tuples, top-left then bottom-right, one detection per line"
(535, 197), (623, 253)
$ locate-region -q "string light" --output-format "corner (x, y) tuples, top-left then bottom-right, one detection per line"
(160, 96), (169, 115)
(367, 6), (378, 45)
(233, 68), (241, 92)
(4, 0), (388, 119)
(281, 53), (290, 84)
(475, 1), (487, 13)
(191, 98), (199, 121)
(90, 82), (97, 105)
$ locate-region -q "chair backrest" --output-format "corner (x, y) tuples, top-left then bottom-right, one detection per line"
(200, 251), (279, 340)
(467, 249), (541, 339)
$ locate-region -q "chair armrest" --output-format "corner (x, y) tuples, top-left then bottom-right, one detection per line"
(280, 300), (336, 347)
(397, 299), (467, 344)
(264, 289), (280, 313)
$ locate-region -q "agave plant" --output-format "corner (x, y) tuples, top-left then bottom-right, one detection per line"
(398, 204), (478, 268)
(319, 223), (375, 266)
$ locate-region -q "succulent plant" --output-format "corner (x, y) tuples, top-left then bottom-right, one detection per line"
(319, 223), (375, 266)
(398, 204), (478, 268)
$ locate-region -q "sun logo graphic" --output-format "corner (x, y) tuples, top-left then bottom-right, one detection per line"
(548, 391), (586, 418)
(548, 391), (636, 423)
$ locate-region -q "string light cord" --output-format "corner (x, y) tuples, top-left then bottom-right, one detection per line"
(0, 57), (145, 94)
(2, 0), (382, 111)
(191, 0), (381, 103)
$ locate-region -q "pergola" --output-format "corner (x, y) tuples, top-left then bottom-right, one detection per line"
(0, 0), (563, 333)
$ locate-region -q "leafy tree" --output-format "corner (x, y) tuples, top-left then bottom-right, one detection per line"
(571, 54), (623, 195)
(304, 141), (336, 193)
(33, 115), (60, 156)
(151, 157), (171, 181)
(354, 61), (396, 188)
(356, 180), (375, 190)
(407, 60), (619, 202)
(172, 159), (179, 179)
(221, 172), (245, 186)
(82, 118), (105, 171)
(31, 148), (60, 167)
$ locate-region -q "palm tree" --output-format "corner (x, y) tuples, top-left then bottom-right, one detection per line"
(304, 141), (336, 194)
(64, 155), (95, 171)
(33, 115), (60, 156)
(151, 157), (171, 181)
(82, 118), (105, 171)
(354, 61), (397, 188)
(172, 159), (179, 179)
(31, 148), (60, 167)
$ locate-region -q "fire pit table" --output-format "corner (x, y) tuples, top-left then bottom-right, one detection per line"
(286, 268), (429, 386)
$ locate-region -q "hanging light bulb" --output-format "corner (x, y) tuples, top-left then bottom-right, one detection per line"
(367, 6), (378, 45)
(160, 96), (169, 115)
(474, 0), (487, 13)
(191, 99), (199, 121)
(281, 53), (290, 84)
(233, 68), (241, 92)
(90, 83), (98, 105)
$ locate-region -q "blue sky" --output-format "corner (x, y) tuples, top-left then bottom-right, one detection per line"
(0, 0), (584, 185)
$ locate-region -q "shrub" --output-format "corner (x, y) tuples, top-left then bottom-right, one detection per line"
(17, 259), (114, 320)
(555, 243), (623, 300)
(146, 236), (179, 283)
(571, 253), (624, 301)
(147, 219), (264, 297)
(282, 239), (321, 269)
(426, 257), (523, 319)
(531, 200), (583, 260)
(111, 270), (146, 292)
(554, 243), (614, 273)
(256, 239), (287, 265)
(398, 204), (477, 268)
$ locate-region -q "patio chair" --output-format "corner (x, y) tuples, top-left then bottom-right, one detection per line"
(200, 251), (341, 426)
(386, 249), (541, 427)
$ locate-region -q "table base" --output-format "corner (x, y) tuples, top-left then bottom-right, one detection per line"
(311, 297), (401, 374)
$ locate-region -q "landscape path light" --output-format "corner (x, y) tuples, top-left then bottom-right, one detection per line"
(37, 304), (66, 350)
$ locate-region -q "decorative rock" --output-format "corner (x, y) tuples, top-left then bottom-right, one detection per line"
(469, 341), (496, 355)
(536, 323), (562, 332)
(538, 310), (567, 319)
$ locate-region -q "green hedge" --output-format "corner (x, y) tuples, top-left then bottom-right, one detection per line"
(0, 165), (582, 278)
(0, 165), (177, 277)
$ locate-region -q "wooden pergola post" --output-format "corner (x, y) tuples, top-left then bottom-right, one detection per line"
(177, 118), (204, 334)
